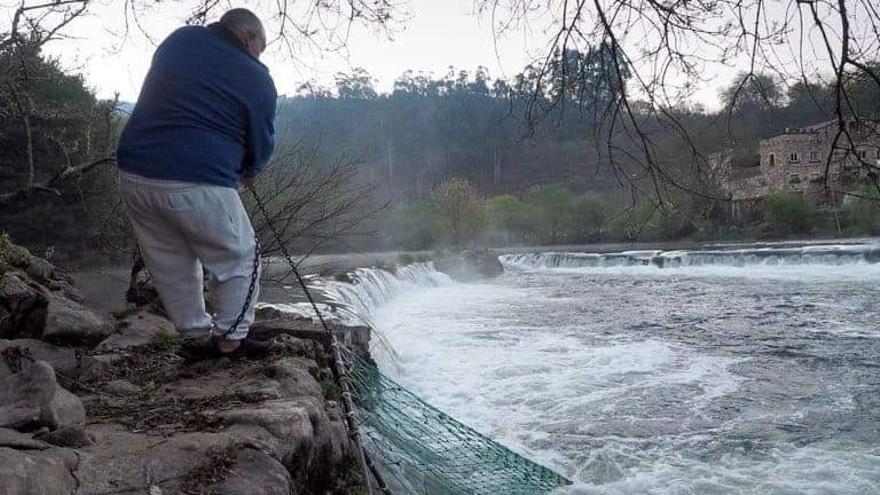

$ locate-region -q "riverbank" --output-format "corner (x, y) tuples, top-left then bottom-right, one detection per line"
(0, 236), (374, 494)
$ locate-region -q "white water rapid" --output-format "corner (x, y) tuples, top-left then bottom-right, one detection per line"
(273, 241), (880, 494)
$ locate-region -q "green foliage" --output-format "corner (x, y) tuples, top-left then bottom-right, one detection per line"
(0, 232), (27, 275)
(0, 40), (124, 259)
(321, 380), (342, 402)
(150, 329), (181, 353)
(765, 193), (817, 234)
(485, 194), (529, 244)
(431, 178), (486, 247)
(843, 187), (880, 235)
(382, 201), (442, 250)
(525, 185), (576, 244)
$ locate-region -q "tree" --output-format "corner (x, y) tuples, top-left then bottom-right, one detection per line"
(526, 185), (576, 244)
(486, 194), (528, 245)
(432, 178), (486, 247)
(571, 194), (607, 241)
(765, 193), (817, 235)
(0, 38), (122, 256)
(335, 68), (378, 100)
(476, 0), (880, 205)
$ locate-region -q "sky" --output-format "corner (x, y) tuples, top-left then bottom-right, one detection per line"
(38, 0), (545, 101)
(25, 0), (845, 111)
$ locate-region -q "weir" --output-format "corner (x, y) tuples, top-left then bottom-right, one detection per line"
(500, 242), (880, 269)
(265, 241), (880, 493)
(267, 262), (573, 494)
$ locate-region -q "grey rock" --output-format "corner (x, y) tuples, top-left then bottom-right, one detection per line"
(42, 292), (114, 346)
(75, 425), (237, 494)
(97, 308), (176, 352)
(35, 425), (96, 448)
(103, 379), (141, 396)
(0, 272), (48, 340)
(0, 446), (77, 495)
(435, 249), (505, 281)
(262, 358), (324, 400)
(0, 360), (85, 431)
(0, 339), (78, 379)
(219, 397), (348, 489)
(78, 353), (120, 383)
(211, 448), (293, 495)
(0, 427), (51, 450)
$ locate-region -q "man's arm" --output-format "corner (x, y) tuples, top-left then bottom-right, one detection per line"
(242, 79), (277, 181)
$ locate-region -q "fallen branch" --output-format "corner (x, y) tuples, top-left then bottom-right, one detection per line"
(0, 156), (116, 206)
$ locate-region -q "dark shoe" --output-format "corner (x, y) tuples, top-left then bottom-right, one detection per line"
(177, 329), (217, 361)
(214, 336), (274, 359)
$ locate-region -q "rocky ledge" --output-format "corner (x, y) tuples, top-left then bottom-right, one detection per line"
(0, 235), (369, 495)
(434, 249), (504, 282)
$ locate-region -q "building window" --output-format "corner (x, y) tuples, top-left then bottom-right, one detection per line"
(789, 173), (801, 184)
(809, 150), (820, 162)
(769, 154), (775, 166)
(810, 173), (822, 183)
(789, 152), (800, 163)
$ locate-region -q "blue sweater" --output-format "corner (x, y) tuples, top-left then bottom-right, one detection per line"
(117, 25), (277, 188)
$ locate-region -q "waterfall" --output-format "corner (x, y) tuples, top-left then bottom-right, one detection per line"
(257, 262), (453, 357)
(315, 262), (452, 324)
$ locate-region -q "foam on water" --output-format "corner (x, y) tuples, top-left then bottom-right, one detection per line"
(278, 241), (880, 492)
(501, 240), (880, 272)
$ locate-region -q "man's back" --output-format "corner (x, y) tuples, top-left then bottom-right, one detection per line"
(117, 25), (276, 188)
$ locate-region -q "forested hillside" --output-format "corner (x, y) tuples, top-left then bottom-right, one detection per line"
(2, 39), (878, 258)
(274, 56), (880, 248)
(277, 58), (879, 204)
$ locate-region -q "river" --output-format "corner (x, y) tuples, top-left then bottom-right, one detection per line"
(315, 239), (880, 494)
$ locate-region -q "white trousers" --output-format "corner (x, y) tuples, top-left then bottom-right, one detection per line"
(119, 170), (260, 340)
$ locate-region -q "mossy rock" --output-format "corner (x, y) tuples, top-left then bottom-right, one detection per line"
(0, 232), (54, 282)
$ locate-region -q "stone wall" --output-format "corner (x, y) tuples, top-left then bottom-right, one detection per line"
(715, 120), (880, 202)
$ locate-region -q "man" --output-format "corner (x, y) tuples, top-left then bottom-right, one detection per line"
(117, 8), (276, 354)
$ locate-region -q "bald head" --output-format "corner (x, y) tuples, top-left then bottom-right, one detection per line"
(219, 8), (266, 58)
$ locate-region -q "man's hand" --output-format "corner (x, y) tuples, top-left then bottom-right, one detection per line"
(241, 177), (256, 189)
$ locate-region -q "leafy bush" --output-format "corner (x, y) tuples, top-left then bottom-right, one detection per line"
(432, 178), (486, 247)
(764, 192), (816, 234)
(843, 187), (880, 235)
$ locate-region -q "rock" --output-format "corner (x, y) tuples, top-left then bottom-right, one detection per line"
(103, 379), (141, 396)
(210, 448), (293, 495)
(0, 339), (78, 380)
(35, 425), (95, 448)
(78, 353), (120, 383)
(219, 397), (348, 490)
(75, 425), (238, 494)
(435, 249), (504, 281)
(39, 384), (85, 431)
(262, 358), (324, 400)
(0, 360), (85, 431)
(0, 236), (55, 284)
(97, 308), (176, 351)
(42, 292), (114, 346)
(0, 272), (48, 340)
(0, 446), (77, 495)
(0, 427), (51, 450)
(126, 255), (161, 307)
(250, 319), (371, 357)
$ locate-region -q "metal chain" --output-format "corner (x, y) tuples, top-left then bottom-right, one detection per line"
(246, 186), (388, 494)
(223, 221), (261, 338)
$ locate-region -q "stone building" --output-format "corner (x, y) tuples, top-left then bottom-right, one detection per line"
(712, 119), (880, 202)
